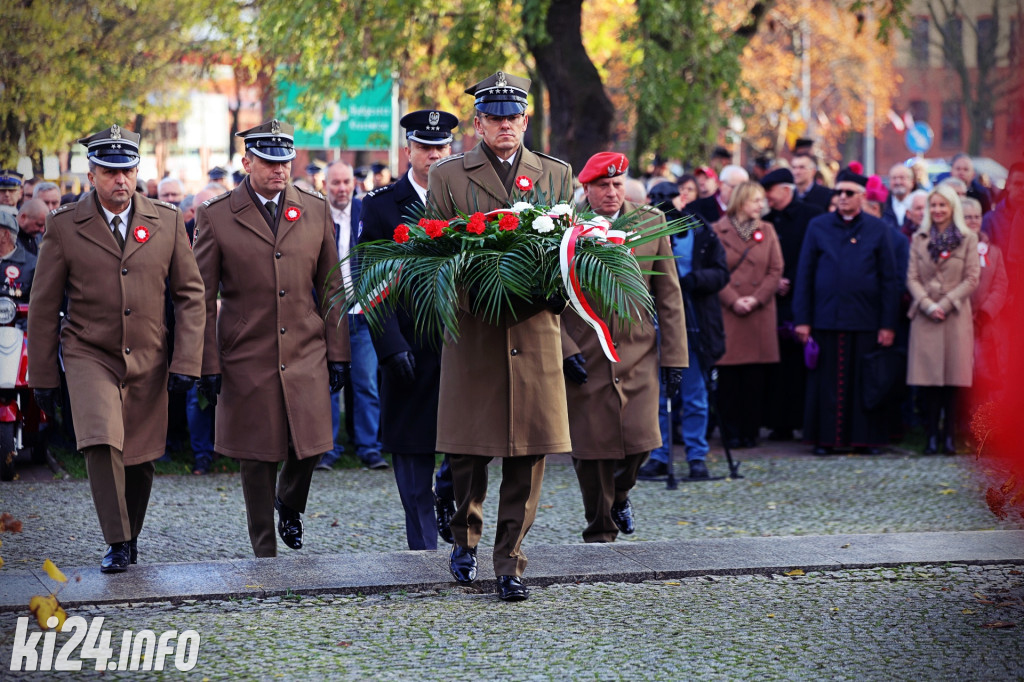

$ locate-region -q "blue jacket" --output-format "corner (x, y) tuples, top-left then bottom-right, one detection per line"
(793, 211), (900, 332)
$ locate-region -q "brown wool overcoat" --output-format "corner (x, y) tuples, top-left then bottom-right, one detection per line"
(562, 202), (688, 459)
(428, 143), (574, 457)
(906, 228), (979, 387)
(193, 182), (349, 461)
(713, 216), (784, 366)
(28, 192), (205, 463)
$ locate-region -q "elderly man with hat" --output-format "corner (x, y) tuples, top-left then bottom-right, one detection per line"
(793, 168), (900, 455)
(760, 168), (822, 441)
(356, 109), (459, 551)
(193, 119), (350, 557)
(564, 153), (687, 541)
(0, 170), (25, 215)
(0, 208), (37, 302)
(427, 71), (573, 602)
(28, 124), (205, 573)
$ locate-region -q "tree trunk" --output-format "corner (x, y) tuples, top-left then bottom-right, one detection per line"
(525, 0), (614, 170)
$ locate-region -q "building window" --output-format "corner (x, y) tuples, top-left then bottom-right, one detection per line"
(941, 100), (962, 146)
(911, 16), (929, 66)
(909, 100), (930, 126)
(944, 16), (963, 68)
(977, 16), (995, 67)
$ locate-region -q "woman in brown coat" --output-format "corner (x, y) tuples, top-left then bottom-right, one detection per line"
(907, 184), (979, 454)
(713, 181), (783, 448)
(963, 197), (1008, 398)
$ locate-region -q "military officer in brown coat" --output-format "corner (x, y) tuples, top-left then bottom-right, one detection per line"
(28, 125), (205, 573)
(427, 71), (574, 602)
(193, 120), (350, 558)
(564, 152), (688, 543)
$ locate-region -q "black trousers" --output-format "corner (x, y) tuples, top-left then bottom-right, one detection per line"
(717, 363), (771, 442)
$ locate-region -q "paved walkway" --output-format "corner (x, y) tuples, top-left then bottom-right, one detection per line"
(1, 450), (1023, 679)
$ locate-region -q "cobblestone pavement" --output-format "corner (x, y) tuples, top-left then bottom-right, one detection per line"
(0, 453), (1018, 571)
(1, 564), (1022, 680)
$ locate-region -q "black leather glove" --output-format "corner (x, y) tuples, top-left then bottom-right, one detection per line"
(328, 361), (350, 393)
(33, 388), (61, 419)
(563, 353), (588, 385)
(167, 373), (197, 393)
(383, 351), (416, 384)
(198, 374), (222, 407)
(661, 367), (684, 398)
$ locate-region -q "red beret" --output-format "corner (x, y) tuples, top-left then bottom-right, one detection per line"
(579, 152), (629, 185)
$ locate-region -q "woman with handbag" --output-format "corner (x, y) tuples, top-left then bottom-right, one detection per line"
(712, 181), (783, 448)
(906, 184), (979, 454)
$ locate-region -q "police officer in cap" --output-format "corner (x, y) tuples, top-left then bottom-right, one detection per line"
(208, 166), (231, 190)
(28, 124), (205, 573)
(428, 71), (574, 601)
(193, 119), (350, 558)
(357, 109), (459, 551)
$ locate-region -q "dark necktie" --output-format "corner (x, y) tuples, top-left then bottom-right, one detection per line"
(265, 200), (277, 220)
(111, 215), (125, 252)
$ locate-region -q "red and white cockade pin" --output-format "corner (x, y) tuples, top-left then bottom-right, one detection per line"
(752, 230), (764, 242)
(5, 265), (20, 281)
(940, 250), (950, 259)
(514, 176), (533, 192)
(284, 207), (301, 221)
(133, 226), (150, 243)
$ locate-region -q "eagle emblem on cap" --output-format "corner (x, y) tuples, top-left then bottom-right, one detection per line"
(495, 71), (507, 88)
(429, 111), (440, 126)
(607, 165), (616, 177)
(271, 119), (281, 134)
(110, 124), (121, 140)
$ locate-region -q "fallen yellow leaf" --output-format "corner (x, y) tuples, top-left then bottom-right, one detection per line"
(767, 614), (775, 618)
(677, 521), (690, 525)
(42, 559), (67, 583)
(840, 543), (851, 548)
(784, 569), (805, 576)
(962, 609), (976, 615)
(664, 581), (681, 586)
(939, 489), (956, 495)
(28, 595), (66, 630)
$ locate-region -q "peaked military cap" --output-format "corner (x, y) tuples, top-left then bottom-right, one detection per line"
(236, 119), (296, 162)
(208, 166), (229, 180)
(305, 161), (324, 175)
(465, 71), (530, 117)
(400, 110), (458, 146)
(0, 170), (24, 188)
(371, 162), (388, 174)
(78, 124), (141, 169)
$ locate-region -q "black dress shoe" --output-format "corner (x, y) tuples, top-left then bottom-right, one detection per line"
(610, 498), (635, 534)
(812, 446), (835, 456)
(688, 460), (710, 479)
(449, 544), (477, 584)
(275, 497), (303, 550)
(637, 460), (668, 480)
(129, 538), (138, 564)
(434, 493), (455, 545)
(101, 542), (131, 573)
(923, 436), (939, 455)
(496, 575), (529, 602)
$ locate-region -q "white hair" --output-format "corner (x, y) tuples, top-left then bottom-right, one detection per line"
(719, 165), (749, 186)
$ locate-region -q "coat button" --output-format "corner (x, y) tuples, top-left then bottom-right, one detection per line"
(510, 349), (518, 356)
(124, 348), (131, 355)
(124, 309), (131, 316)
(279, 290), (286, 297)
(280, 327), (286, 334)
(120, 381), (126, 388)
(275, 252), (282, 259)
(280, 364), (286, 371)
(121, 268), (128, 275)
(613, 342), (618, 348)
(614, 377), (620, 383)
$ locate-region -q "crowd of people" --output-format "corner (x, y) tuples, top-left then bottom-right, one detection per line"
(1, 72), (1019, 602)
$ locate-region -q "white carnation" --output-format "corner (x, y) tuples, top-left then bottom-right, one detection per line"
(510, 201), (534, 212)
(532, 215), (556, 234)
(548, 203), (573, 216)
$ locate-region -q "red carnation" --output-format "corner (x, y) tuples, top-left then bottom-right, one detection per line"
(394, 225), (410, 244)
(499, 214), (519, 231)
(425, 220), (446, 239)
(467, 212), (486, 235)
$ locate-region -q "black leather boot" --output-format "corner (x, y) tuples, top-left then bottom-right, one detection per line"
(923, 435), (939, 455)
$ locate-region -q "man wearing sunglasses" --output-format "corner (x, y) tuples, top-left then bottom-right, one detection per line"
(792, 168), (901, 456)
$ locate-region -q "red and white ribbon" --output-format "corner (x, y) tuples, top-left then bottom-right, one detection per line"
(559, 217), (620, 363)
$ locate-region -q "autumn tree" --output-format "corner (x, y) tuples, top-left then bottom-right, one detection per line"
(0, 0), (235, 171)
(736, 0), (900, 161)
(925, 0), (1023, 156)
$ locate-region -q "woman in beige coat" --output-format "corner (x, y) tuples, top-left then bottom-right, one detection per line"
(713, 181), (783, 448)
(907, 184), (979, 454)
